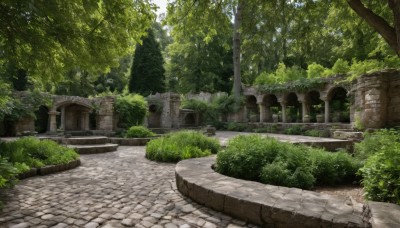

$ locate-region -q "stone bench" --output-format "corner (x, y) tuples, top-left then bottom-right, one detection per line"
(175, 156), (399, 227)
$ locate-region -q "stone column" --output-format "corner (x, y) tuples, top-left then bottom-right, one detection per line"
(243, 106), (248, 122)
(324, 100), (330, 123)
(265, 106), (272, 122)
(48, 111), (58, 133)
(281, 102), (287, 123)
(258, 103), (266, 123)
(84, 112), (90, 130)
(60, 107), (66, 130)
(301, 102), (309, 123)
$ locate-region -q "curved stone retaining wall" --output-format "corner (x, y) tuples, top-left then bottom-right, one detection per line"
(176, 156), (370, 227)
(18, 159), (81, 179)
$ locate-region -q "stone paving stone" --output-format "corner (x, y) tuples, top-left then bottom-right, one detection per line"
(0, 146), (252, 228)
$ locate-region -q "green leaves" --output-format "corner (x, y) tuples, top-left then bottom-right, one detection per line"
(114, 94), (147, 129)
(0, 0), (156, 86)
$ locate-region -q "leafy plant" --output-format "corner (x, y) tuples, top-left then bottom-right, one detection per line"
(283, 125), (304, 135)
(146, 131), (220, 162)
(216, 135), (360, 189)
(0, 137), (79, 168)
(226, 122), (247, 132)
(125, 126), (155, 138)
(114, 94), (147, 129)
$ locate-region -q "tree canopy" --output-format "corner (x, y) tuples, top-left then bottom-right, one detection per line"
(0, 0), (156, 86)
(129, 29), (165, 96)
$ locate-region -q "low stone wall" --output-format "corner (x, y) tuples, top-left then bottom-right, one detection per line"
(176, 156), (382, 227)
(18, 159), (81, 179)
(108, 137), (153, 146)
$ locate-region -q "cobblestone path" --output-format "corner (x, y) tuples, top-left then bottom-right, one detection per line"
(0, 146), (254, 228)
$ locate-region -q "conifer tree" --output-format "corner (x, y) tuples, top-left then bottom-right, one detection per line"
(129, 29), (165, 96)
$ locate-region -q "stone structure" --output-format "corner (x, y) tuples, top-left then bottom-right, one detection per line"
(176, 156), (400, 228)
(8, 70), (400, 136)
(236, 69), (400, 129)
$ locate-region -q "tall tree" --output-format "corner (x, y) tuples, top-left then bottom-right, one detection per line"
(0, 0), (156, 86)
(129, 29), (165, 96)
(347, 0), (400, 56)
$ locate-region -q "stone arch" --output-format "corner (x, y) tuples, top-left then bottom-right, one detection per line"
(286, 92), (301, 123)
(261, 94), (279, 122)
(148, 104), (161, 128)
(245, 95), (259, 122)
(328, 87), (350, 123)
(306, 90), (324, 123)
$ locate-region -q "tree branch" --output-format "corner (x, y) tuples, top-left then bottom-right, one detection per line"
(347, 0), (399, 55)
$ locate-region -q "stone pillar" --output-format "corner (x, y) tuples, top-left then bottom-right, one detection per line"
(301, 102), (309, 123)
(84, 112), (90, 130)
(243, 106), (248, 122)
(48, 111), (58, 133)
(258, 103), (266, 123)
(60, 107), (66, 130)
(265, 106), (272, 122)
(281, 103), (287, 123)
(324, 100), (330, 123)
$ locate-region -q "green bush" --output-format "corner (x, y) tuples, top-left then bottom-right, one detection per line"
(309, 149), (361, 186)
(115, 94), (147, 129)
(216, 135), (359, 189)
(226, 122), (247, 132)
(146, 131), (220, 162)
(303, 129), (330, 138)
(0, 137), (79, 168)
(283, 126), (304, 135)
(0, 156), (18, 189)
(125, 126), (155, 138)
(355, 129), (400, 204)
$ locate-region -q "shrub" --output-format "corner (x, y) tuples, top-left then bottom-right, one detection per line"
(307, 63), (327, 79)
(146, 131), (220, 162)
(125, 126), (155, 138)
(332, 58), (350, 74)
(216, 135), (360, 189)
(0, 156), (18, 189)
(216, 135), (287, 181)
(355, 129), (400, 204)
(226, 122), (247, 132)
(309, 149), (361, 186)
(115, 94), (147, 129)
(283, 126), (304, 135)
(0, 137), (79, 168)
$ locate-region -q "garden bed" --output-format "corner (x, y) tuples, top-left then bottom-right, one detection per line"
(17, 159), (81, 179)
(108, 137), (155, 146)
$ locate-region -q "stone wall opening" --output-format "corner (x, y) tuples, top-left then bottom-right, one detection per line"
(34, 106), (49, 133)
(148, 104), (161, 128)
(245, 95), (258, 122)
(329, 87), (350, 123)
(306, 90), (323, 123)
(286, 92), (301, 123)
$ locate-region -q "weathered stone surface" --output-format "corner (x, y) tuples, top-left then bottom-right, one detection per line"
(0, 146), (250, 228)
(176, 155), (371, 228)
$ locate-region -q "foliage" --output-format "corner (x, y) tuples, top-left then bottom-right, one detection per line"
(332, 59), (350, 74)
(146, 131), (220, 162)
(303, 129), (330, 138)
(307, 63), (328, 79)
(0, 156), (18, 189)
(3, 91), (51, 122)
(256, 77), (325, 94)
(0, 0), (156, 87)
(216, 135), (359, 189)
(129, 29), (165, 96)
(125, 126), (155, 138)
(354, 129), (399, 161)
(309, 149), (361, 186)
(354, 129), (400, 204)
(226, 122), (248, 132)
(283, 126), (304, 135)
(0, 137), (79, 168)
(114, 94), (147, 129)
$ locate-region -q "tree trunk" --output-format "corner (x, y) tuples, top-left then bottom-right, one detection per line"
(233, 1), (243, 102)
(347, 0), (399, 56)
